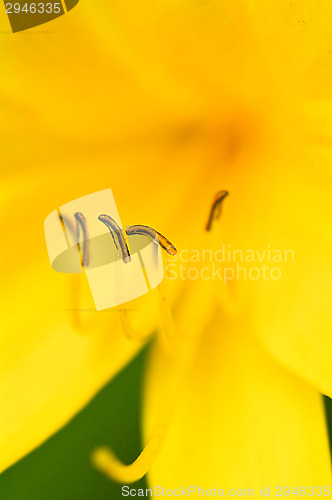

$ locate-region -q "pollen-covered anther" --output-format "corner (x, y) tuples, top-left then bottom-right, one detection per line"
(127, 225), (177, 256)
(98, 213), (131, 263)
(206, 190), (229, 231)
(74, 212), (89, 267)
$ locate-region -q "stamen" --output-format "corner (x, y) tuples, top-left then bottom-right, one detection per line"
(58, 213), (74, 235)
(98, 214), (131, 264)
(74, 212), (89, 267)
(92, 410), (171, 484)
(127, 225), (177, 256)
(60, 212), (90, 332)
(69, 275), (86, 331)
(67, 212), (177, 341)
(91, 269), (187, 483)
(119, 308), (153, 342)
(119, 278), (176, 343)
(205, 190), (229, 231)
(158, 273), (177, 342)
(92, 307), (177, 484)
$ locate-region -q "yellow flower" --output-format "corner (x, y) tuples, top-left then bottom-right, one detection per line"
(1, 0), (331, 491)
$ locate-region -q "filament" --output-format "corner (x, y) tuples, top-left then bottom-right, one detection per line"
(205, 190), (229, 231)
(157, 273), (177, 343)
(74, 212), (89, 267)
(60, 212), (91, 332)
(127, 225), (177, 256)
(92, 404), (172, 484)
(98, 214), (131, 264)
(119, 288), (175, 343)
(120, 308), (153, 342)
(119, 258), (176, 343)
(58, 213), (74, 235)
(92, 280), (181, 483)
(73, 212), (90, 332)
(69, 275), (87, 331)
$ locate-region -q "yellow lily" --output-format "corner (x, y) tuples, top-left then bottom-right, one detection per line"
(0, 0), (331, 492)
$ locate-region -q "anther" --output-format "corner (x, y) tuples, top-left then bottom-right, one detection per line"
(205, 191), (229, 231)
(127, 225), (177, 256)
(98, 214), (131, 264)
(74, 212), (89, 266)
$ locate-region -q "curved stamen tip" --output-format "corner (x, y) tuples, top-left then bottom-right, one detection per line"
(92, 444), (155, 484)
(168, 245), (177, 256)
(91, 287), (177, 484)
(127, 225), (177, 257)
(91, 400), (171, 484)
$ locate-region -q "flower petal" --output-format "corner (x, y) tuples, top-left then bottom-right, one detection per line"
(143, 312), (331, 490)
(3, 0), (332, 177)
(215, 142), (332, 397)
(0, 173), (167, 473)
(71, 0), (332, 103)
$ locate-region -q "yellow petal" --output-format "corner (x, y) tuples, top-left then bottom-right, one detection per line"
(216, 141), (332, 398)
(274, 1), (332, 97)
(144, 311), (331, 491)
(3, 0), (331, 179)
(71, 0), (332, 103)
(0, 172), (168, 473)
